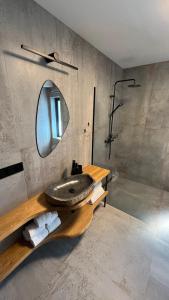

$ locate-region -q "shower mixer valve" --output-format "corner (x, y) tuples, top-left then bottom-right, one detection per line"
(105, 134), (118, 144)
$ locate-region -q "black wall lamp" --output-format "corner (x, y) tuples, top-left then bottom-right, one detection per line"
(21, 44), (78, 70)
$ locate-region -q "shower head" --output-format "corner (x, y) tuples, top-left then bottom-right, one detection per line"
(110, 102), (124, 116)
(110, 78), (141, 97)
(128, 83), (141, 88)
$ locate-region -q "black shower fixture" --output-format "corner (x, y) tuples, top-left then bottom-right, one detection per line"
(110, 79), (141, 98)
(110, 102), (124, 117)
(128, 82), (141, 88)
(105, 78), (141, 159)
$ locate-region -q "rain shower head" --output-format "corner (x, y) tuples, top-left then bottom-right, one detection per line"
(110, 79), (141, 96)
(128, 83), (141, 88)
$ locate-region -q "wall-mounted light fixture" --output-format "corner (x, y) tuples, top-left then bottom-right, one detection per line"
(21, 44), (78, 70)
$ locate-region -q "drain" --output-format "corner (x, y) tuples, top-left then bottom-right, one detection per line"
(69, 188), (76, 194)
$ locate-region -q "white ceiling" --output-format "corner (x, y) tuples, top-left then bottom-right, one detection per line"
(35, 0), (169, 68)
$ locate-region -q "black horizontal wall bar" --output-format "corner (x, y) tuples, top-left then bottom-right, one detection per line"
(0, 162), (24, 180)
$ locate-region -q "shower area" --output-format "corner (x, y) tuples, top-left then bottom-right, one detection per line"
(105, 78), (141, 159)
(94, 62), (169, 241)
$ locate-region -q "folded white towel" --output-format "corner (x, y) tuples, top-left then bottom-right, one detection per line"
(23, 226), (48, 246)
(22, 223), (45, 241)
(34, 212), (58, 227)
(90, 182), (105, 204)
(46, 216), (61, 234)
(23, 212), (60, 247)
(93, 181), (102, 188)
(29, 228), (48, 247)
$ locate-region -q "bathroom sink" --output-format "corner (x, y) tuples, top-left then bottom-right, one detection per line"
(45, 174), (94, 207)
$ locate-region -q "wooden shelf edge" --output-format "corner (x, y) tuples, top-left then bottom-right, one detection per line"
(0, 193), (51, 242)
(0, 240), (33, 282)
(83, 165), (110, 182)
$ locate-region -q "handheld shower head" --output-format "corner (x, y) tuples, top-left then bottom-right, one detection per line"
(110, 102), (124, 117)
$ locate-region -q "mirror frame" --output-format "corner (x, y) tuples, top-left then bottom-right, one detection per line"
(35, 80), (70, 158)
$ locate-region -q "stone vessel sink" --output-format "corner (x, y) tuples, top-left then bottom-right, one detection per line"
(45, 174), (94, 207)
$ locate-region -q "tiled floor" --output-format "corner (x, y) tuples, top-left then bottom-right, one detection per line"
(1, 202), (169, 299)
(108, 177), (169, 245)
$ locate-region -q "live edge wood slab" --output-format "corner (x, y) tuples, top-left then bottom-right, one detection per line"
(0, 165), (110, 282)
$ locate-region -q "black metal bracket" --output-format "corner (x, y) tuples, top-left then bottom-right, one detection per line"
(91, 87), (96, 164)
(104, 175), (108, 207)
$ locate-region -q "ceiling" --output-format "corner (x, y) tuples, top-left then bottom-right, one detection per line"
(35, 0), (169, 68)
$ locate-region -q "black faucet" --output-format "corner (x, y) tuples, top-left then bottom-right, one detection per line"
(71, 160), (83, 175)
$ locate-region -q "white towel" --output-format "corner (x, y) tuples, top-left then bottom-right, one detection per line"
(22, 223), (45, 241)
(29, 228), (48, 247)
(23, 226), (48, 246)
(46, 216), (61, 234)
(90, 182), (105, 204)
(23, 212), (61, 247)
(34, 212), (58, 227)
(93, 181), (102, 188)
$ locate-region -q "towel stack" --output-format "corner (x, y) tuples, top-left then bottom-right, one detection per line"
(89, 182), (105, 204)
(23, 212), (61, 247)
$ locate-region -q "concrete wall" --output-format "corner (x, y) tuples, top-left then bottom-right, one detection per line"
(0, 0), (122, 215)
(113, 62), (169, 190)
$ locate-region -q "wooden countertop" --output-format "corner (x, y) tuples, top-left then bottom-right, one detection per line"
(0, 165), (110, 282)
(0, 165), (110, 242)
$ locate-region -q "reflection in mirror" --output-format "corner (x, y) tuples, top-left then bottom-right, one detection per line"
(36, 80), (69, 157)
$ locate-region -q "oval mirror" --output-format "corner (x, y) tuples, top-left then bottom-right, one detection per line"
(36, 80), (70, 157)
